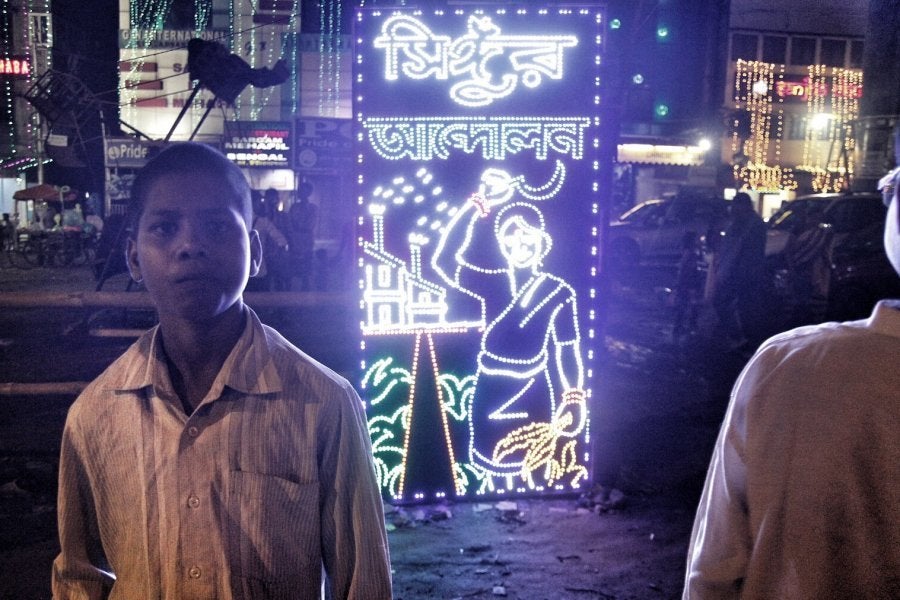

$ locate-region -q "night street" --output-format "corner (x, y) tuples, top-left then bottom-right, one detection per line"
(1, 0), (898, 597)
(0, 261), (747, 599)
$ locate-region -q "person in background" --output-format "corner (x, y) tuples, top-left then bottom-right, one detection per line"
(263, 187), (294, 292)
(782, 202), (833, 325)
(711, 192), (766, 349)
(83, 206), (104, 237)
(672, 230), (704, 343)
(36, 201), (56, 230)
(289, 181), (318, 291)
(1, 213), (14, 251)
(683, 167), (900, 598)
(52, 143), (392, 599)
(246, 189), (289, 292)
(61, 191), (84, 230)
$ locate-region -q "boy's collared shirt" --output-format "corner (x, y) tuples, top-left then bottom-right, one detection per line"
(53, 308), (392, 600)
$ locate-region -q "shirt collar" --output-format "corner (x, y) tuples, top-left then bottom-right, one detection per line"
(867, 300), (900, 339)
(115, 307), (283, 400)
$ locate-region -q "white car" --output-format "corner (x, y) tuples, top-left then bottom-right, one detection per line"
(608, 194), (729, 266)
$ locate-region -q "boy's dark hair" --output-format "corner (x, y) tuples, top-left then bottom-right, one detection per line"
(127, 142), (252, 237)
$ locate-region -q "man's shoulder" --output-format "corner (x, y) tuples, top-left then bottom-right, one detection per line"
(750, 315), (895, 373)
(760, 318), (869, 350)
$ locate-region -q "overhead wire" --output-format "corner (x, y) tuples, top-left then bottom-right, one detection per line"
(117, 86), (197, 107)
(109, 19), (286, 98)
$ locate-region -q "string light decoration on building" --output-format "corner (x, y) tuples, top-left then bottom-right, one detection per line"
(232, 0), (299, 120)
(0, 0), (51, 172)
(315, 0), (343, 116)
(731, 59), (795, 192)
(797, 65), (862, 193)
(1, 0), (20, 164)
(355, 6), (602, 502)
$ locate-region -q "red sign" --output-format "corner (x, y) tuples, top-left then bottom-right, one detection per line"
(774, 76), (862, 101)
(0, 57), (31, 77)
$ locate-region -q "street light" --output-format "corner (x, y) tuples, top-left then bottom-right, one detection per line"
(810, 113), (832, 131)
(751, 79), (768, 96)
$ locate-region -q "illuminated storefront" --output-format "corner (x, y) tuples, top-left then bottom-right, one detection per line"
(224, 121), (292, 169)
(1, 1), (52, 185)
(354, 5), (603, 501)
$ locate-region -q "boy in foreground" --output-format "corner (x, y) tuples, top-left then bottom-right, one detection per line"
(52, 143), (392, 599)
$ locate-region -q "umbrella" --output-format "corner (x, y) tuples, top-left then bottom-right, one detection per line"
(13, 184), (61, 201)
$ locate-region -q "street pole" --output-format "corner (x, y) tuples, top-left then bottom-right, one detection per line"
(854, 0), (900, 191)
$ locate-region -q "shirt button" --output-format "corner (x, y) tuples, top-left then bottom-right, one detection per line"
(188, 566), (201, 579)
(187, 495), (200, 509)
(187, 426), (200, 437)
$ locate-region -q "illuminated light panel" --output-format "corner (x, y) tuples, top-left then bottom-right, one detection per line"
(356, 5), (602, 502)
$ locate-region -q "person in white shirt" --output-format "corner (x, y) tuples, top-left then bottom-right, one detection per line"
(683, 160), (900, 599)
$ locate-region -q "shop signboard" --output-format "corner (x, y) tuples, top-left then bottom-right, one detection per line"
(104, 136), (162, 169)
(294, 117), (353, 173)
(0, 56), (31, 77)
(118, 29), (228, 49)
(354, 5), (604, 502)
(224, 121), (292, 168)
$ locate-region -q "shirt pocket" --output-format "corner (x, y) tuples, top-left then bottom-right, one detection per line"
(226, 470), (320, 583)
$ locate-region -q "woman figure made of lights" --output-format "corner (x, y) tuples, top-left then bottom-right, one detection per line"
(432, 165), (587, 493)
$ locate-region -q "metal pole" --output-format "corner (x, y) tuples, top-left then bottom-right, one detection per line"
(0, 291), (353, 309)
(0, 382), (88, 397)
(164, 83), (202, 142)
(189, 98), (218, 141)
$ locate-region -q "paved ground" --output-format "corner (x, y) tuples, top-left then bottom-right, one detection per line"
(0, 260), (751, 599)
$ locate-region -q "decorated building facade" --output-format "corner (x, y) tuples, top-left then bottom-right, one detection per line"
(0, 0), (52, 212)
(724, 0), (869, 215)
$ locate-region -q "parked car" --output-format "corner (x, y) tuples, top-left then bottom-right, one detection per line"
(765, 192), (888, 256)
(608, 192), (729, 266)
(828, 220), (900, 319)
(765, 192), (900, 322)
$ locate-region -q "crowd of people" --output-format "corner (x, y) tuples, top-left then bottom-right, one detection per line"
(242, 184), (327, 293)
(669, 191), (768, 351)
(1, 190), (106, 267)
(665, 185), (884, 352)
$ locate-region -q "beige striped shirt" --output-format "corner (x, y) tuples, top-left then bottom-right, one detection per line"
(52, 308), (392, 599)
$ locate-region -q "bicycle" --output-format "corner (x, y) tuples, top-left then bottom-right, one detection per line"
(9, 229), (93, 269)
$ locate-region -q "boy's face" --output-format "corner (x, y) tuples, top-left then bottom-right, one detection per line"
(127, 172), (260, 322)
